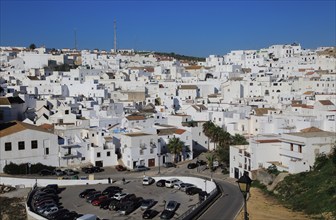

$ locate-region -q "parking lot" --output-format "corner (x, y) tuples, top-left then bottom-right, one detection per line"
(60, 178), (200, 219)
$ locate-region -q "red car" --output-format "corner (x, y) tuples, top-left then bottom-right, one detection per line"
(115, 165), (127, 171)
(91, 195), (108, 206)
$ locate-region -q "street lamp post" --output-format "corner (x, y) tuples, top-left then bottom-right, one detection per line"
(157, 153), (161, 174)
(237, 173), (252, 220)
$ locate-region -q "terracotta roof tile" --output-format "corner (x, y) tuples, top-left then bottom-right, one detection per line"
(319, 100), (334, 106)
(300, 127), (324, 133)
(126, 115), (146, 121)
(0, 121), (52, 138)
(174, 129), (186, 135)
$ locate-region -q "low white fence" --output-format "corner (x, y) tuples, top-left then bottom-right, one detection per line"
(152, 176), (216, 193)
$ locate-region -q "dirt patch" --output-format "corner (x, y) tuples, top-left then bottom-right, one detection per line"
(237, 188), (311, 220)
(0, 197), (26, 220)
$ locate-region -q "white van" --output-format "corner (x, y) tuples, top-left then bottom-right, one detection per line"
(165, 178), (181, 188)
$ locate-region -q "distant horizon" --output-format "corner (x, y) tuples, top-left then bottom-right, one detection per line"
(1, 1), (335, 57)
(1, 42), (334, 59)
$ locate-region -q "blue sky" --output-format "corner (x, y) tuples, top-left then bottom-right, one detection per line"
(0, 0), (335, 57)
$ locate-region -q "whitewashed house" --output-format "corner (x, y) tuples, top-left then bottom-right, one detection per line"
(120, 132), (159, 169)
(0, 121), (59, 172)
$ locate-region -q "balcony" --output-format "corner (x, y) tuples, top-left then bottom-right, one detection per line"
(61, 153), (80, 159)
(280, 148), (303, 159)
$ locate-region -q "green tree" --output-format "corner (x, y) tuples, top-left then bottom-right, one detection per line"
(231, 133), (248, 145)
(167, 137), (185, 163)
(206, 152), (216, 171)
(29, 43), (36, 50)
(202, 121), (216, 150)
(155, 97), (161, 106)
(211, 126), (224, 150)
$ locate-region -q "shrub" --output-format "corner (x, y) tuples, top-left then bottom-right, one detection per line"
(3, 162), (56, 175)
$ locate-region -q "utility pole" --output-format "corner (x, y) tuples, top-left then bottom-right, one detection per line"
(114, 19), (117, 53)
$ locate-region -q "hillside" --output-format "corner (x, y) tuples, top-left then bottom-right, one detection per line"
(273, 148), (336, 219)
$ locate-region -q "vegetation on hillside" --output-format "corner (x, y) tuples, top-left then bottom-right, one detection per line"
(258, 147), (336, 219)
(154, 52), (205, 62)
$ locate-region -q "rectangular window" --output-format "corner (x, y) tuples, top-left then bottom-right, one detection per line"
(298, 145), (302, 153)
(45, 147), (49, 155)
(31, 140), (38, 149)
(107, 151), (111, 157)
(65, 110), (69, 114)
(18, 141), (25, 150)
(5, 142), (12, 151)
(290, 143), (294, 151)
(97, 152), (101, 158)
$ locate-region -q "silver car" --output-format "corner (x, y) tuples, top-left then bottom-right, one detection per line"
(165, 200), (178, 212)
(141, 199), (156, 210)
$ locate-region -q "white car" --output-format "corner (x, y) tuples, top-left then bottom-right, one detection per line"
(180, 183), (195, 192)
(173, 181), (184, 190)
(42, 206), (58, 216)
(113, 192), (128, 200)
(142, 176), (155, 185)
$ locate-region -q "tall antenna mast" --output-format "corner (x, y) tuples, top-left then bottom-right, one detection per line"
(74, 28), (77, 50)
(114, 19), (117, 53)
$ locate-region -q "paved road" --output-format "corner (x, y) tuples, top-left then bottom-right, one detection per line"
(198, 179), (243, 220)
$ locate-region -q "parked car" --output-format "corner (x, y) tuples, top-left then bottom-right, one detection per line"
(86, 192), (102, 203)
(79, 188), (96, 198)
(92, 166), (103, 172)
(91, 195), (108, 206)
(109, 199), (121, 211)
(187, 163), (197, 169)
(180, 183), (195, 192)
(165, 178), (180, 188)
(160, 210), (175, 219)
(134, 165), (150, 172)
(113, 192), (128, 200)
(35, 200), (57, 211)
(34, 199), (56, 209)
(54, 169), (65, 176)
(141, 199), (156, 210)
(39, 187), (57, 194)
(45, 184), (59, 192)
(173, 181), (184, 190)
(156, 179), (166, 187)
(143, 209), (158, 219)
(42, 206), (59, 217)
(165, 200), (178, 212)
(64, 169), (76, 176)
(120, 193), (136, 203)
(39, 169), (54, 176)
(99, 198), (114, 209)
(81, 166), (94, 174)
(102, 187), (122, 196)
(115, 165), (127, 171)
(143, 176), (155, 185)
(37, 204), (58, 214)
(186, 187), (203, 195)
(48, 209), (70, 220)
(196, 159), (207, 166)
(85, 190), (101, 199)
(163, 162), (176, 168)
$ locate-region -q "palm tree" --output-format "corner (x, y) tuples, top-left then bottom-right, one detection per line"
(231, 134), (248, 145)
(206, 152), (216, 171)
(211, 126), (224, 150)
(202, 121), (215, 150)
(167, 137), (185, 163)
